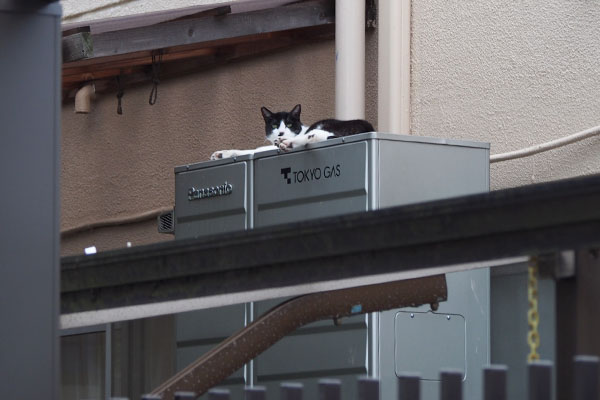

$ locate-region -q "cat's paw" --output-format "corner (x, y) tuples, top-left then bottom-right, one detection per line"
(210, 150), (237, 160)
(278, 139), (294, 151)
(305, 130), (334, 144)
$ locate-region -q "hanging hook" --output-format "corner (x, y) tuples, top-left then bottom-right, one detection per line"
(116, 75), (124, 115)
(149, 51), (162, 106)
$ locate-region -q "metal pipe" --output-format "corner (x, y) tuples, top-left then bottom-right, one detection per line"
(335, 0), (365, 120)
(151, 275), (447, 399)
(378, 0), (411, 134)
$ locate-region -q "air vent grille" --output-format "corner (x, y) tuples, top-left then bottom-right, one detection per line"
(157, 209), (175, 234)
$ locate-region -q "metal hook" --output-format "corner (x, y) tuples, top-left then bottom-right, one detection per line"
(149, 52), (162, 105)
(116, 75), (124, 115)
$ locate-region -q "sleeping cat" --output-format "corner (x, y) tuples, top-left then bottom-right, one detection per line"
(210, 104), (374, 160)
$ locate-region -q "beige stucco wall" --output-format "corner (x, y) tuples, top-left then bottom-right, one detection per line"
(411, 1), (600, 190)
(61, 33), (378, 256)
(62, 1), (600, 256)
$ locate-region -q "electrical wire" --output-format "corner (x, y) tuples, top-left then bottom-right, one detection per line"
(490, 124), (600, 163)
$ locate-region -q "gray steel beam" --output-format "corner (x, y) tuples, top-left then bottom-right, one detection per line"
(0, 2), (61, 400)
(61, 174), (600, 322)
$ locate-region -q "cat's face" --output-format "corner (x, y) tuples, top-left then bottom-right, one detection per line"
(261, 104), (304, 144)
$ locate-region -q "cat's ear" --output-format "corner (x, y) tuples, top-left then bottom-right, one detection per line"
(290, 104), (301, 119)
(261, 107), (273, 121)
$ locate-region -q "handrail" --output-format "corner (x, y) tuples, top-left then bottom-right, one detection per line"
(150, 275), (447, 399)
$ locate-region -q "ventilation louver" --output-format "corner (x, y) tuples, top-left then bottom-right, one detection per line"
(157, 209), (175, 234)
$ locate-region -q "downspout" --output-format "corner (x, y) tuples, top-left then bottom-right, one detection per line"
(378, 0), (411, 134)
(335, 0), (365, 120)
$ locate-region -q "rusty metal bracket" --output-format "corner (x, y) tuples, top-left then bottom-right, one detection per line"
(151, 275), (447, 399)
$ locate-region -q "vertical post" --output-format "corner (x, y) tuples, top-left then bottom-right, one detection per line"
(440, 370), (463, 400)
(0, 2), (62, 400)
(208, 388), (231, 400)
(556, 275), (577, 400)
(245, 386), (266, 400)
(335, 0), (365, 120)
(106, 323), (113, 400)
(573, 355), (599, 400)
(319, 379), (342, 400)
(378, 0), (411, 134)
(174, 392), (198, 400)
(358, 377), (379, 400)
(484, 365), (507, 400)
(281, 383), (303, 400)
(575, 250), (600, 398)
(397, 374), (420, 400)
(528, 360), (553, 400)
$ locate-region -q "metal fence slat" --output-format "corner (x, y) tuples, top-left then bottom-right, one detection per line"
(319, 379), (342, 400)
(175, 392), (197, 400)
(141, 395), (162, 400)
(484, 365), (507, 400)
(574, 355), (599, 400)
(358, 377), (380, 400)
(281, 382), (304, 400)
(440, 370), (463, 400)
(245, 386), (267, 400)
(208, 388), (231, 400)
(528, 360), (553, 400)
(398, 373), (420, 400)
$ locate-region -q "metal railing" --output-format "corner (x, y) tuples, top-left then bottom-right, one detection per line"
(130, 355), (600, 400)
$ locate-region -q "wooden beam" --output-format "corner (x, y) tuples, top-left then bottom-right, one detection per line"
(62, 0), (333, 64)
(62, 31), (93, 62)
(61, 1), (338, 95)
(61, 24), (334, 98)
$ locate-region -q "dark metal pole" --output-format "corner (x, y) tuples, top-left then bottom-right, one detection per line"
(528, 360), (553, 400)
(245, 386), (267, 400)
(440, 370), (463, 400)
(484, 365), (507, 400)
(397, 373), (420, 400)
(319, 379), (342, 400)
(357, 377), (380, 400)
(281, 383), (304, 400)
(0, 2), (61, 400)
(573, 356), (599, 400)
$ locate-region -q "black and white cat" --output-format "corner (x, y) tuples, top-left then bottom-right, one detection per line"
(210, 104), (374, 160)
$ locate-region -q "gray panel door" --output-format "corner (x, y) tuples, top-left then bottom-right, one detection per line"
(252, 142), (370, 399)
(377, 140), (490, 400)
(175, 162), (249, 238)
(254, 142), (369, 227)
(174, 161), (251, 397)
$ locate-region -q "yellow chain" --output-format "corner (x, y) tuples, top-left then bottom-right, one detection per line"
(527, 256), (540, 362)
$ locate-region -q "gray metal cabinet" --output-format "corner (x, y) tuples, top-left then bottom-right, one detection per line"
(174, 155), (252, 238)
(172, 133), (490, 400)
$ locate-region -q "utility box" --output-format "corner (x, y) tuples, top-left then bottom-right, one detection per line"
(171, 133), (490, 400)
(174, 154), (253, 238)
